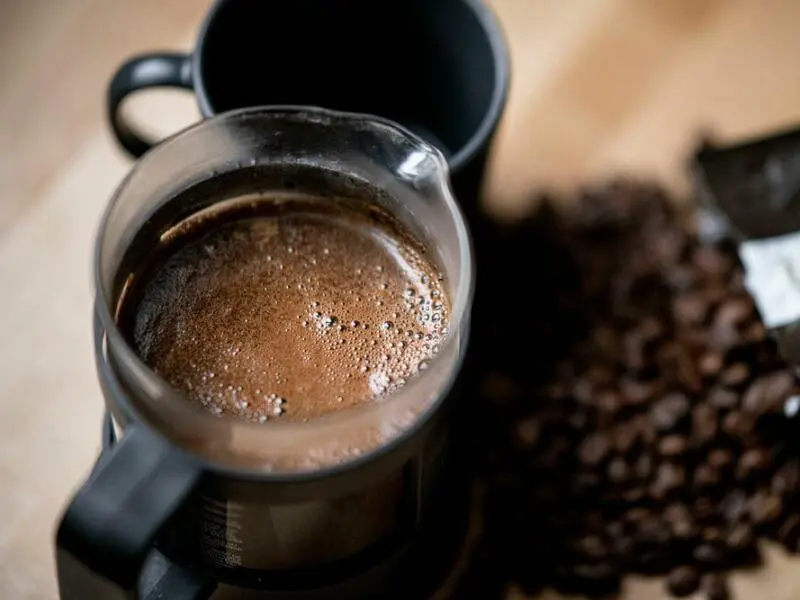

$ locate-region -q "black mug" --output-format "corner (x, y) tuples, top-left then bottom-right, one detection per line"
(107, 0), (509, 210)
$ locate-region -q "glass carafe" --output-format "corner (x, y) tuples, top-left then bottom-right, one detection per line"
(56, 107), (474, 599)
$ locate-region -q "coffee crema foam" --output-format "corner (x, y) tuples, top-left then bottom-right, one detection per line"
(120, 195), (450, 423)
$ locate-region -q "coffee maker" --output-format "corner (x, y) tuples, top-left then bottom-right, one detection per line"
(56, 108), (475, 600)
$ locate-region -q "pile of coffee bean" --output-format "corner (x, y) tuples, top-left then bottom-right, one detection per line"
(455, 182), (800, 600)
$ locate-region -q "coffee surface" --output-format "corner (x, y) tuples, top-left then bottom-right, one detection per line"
(122, 196), (449, 422)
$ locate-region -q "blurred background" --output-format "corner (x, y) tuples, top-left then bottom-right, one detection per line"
(1, 0), (800, 598)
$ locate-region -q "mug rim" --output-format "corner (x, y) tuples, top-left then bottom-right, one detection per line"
(190, 0), (511, 173)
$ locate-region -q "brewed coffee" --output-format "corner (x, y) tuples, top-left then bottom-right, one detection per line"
(118, 193), (450, 423)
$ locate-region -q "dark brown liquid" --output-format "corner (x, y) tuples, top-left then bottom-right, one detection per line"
(118, 194), (450, 422)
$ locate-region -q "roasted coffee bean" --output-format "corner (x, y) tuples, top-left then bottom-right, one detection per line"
(621, 378), (659, 406)
(771, 461), (800, 496)
(720, 491), (749, 524)
(578, 433), (610, 466)
(693, 246), (731, 278)
(671, 517), (696, 540)
(650, 463), (686, 499)
(611, 424), (639, 455)
(666, 566), (702, 597)
(634, 453), (654, 480)
(720, 363), (750, 387)
(708, 386), (739, 410)
(693, 463), (721, 490)
(694, 497), (718, 521)
(742, 371), (795, 415)
(575, 535), (606, 560)
(742, 321), (766, 343)
(693, 541), (726, 566)
(715, 297), (753, 328)
(749, 490), (782, 525)
(721, 410), (754, 439)
(596, 390), (622, 415)
(736, 449), (771, 480)
(702, 573), (730, 600)
(726, 523), (754, 552)
(673, 293), (708, 326)
(658, 434), (688, 457)
(634, 414), (658, 444)
(607, 457), (630, 483)
(693, 404), (719, 444)
(708, 448), (734, 470)
(709, 320), (741, 350)
(651, 392), (691, 431)
(699, 351), (724, 377)
(677, 348), (703, 393)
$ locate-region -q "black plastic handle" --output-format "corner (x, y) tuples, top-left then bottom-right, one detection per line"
(56, 424), (214, 600)
(107, 53), (194, 158)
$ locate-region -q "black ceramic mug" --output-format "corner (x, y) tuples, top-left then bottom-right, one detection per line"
(107, 0), (509, 210)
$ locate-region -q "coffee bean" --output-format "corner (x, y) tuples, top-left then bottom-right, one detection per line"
(673, 293), (709, 326)
(677, 348), (703, 393)
(742, 371), (795, 415)
(634, 453), (654, 480)
(726, 523), (755, 551)
(666, 566), (701, 597)
(650, 463), (685, 500)
(693, 541), (726, 566)
(708, 386), (739, 410)
(702, 573), (730, 600)
(693, 404), (719, 444)
(736, 449), (771, 480)
(693, 463), (721, 490)
(578, 433), (610, 466)
(671, 517), (697, 540)
(575, 534), (606, 560)
(596, 390), (622, 415)
(771, 461), (800, 496)
(709, 320), (741, 350)
(721, 410), (754, 440)
(715, 297), (753, 328)
(621, 378), (659, 406)
(658, 435), (688, 457)
(694, 246), (731, 278)
(607, 457), (630, 483)
(651, 392), (691, 432)
(749, 490), (782, 525)
(612, 424), (639, 455)
(708, 448), (734, 470)
(742, 321), (766, 343)
(624, 331), (648, 370)
(720, 363), (751, 388)
(634, 414), (658, 444)
(720, 491), (749, 524)
(699, 351), (724, 376)
(694, 497), (718, 521)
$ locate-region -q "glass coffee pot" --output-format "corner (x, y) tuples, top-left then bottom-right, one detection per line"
(56, 107), (474, 599)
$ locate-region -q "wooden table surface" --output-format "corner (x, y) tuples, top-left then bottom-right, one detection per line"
(2, 0), (800, 598)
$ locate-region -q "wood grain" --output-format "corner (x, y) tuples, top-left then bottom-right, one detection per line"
(1, 1), (800, 598)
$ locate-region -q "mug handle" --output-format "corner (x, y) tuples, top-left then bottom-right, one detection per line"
(56, 424), (215, 600)
(107, 53), (194, 158)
